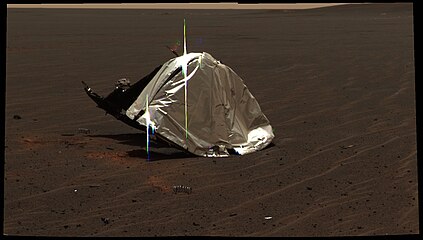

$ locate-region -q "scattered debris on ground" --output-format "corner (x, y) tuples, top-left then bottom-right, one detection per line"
(101, 217), (110, 225)
(172, 185), (192, 194)
(340, 144), (355, 149)
(77, 128), (90, 134)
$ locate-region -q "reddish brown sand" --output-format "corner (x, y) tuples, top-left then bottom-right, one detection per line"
(5, 3), (417, 237)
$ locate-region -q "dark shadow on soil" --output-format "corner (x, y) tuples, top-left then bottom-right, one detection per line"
(127, 149), (195, 161)
(88, 133), (276, 161)
(263, 142), (276, 150)
(89, 133), (151, 147)
(88, 133), (195, 161)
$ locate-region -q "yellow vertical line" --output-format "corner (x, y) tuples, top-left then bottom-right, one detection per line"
(184, 18), (188, 139)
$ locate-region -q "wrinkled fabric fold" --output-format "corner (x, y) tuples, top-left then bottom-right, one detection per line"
(126, 52), (274, 157)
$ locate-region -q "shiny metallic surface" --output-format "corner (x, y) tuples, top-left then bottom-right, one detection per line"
(126, 52), (274, 157)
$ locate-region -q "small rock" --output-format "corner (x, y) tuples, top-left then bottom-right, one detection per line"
(13, 115), (22, 120)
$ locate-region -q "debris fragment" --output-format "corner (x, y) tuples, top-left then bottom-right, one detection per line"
(340, 144), (355, 149)
(172, 185), (192, 194)
(13, 115), (22, 120)
(115, 78), (131, 89)
(77, 128), (90, 134)
(101, 217), (110, 225)
(264, 216), (273, 220)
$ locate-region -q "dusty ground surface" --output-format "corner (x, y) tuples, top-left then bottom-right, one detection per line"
(5, 3), (417, 237)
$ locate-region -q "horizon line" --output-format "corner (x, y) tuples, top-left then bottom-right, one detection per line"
(7, 3), (352, 10)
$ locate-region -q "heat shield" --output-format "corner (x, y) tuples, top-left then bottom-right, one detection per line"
(125, 52), (274, 157)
